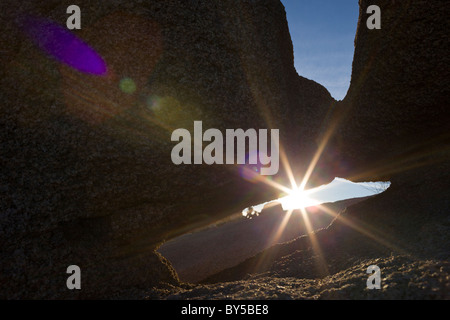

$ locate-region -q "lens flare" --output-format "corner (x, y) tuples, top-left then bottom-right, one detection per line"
(239, 151), (267, 183)
(119, 77), (137, 94)
(20, 15), (107, 75)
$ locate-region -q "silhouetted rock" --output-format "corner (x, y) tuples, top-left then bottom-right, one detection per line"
(1, 0), (448, 299)
(333, 0), (450, 181)
(159, 197), (371, 283)
(0, 0), (333, 298)
(199, 0), (450, 300)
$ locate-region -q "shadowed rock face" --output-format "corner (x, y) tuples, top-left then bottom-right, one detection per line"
(0, 0), (333, 298)
(332, 0), (450, 181)
(202, 1), (450, 297)
(1, 0), (448, 299)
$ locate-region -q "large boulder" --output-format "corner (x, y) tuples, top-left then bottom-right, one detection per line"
(333, 0), (449, 181)
(202, 1), (450, 299)
(0, 0), (334, 298)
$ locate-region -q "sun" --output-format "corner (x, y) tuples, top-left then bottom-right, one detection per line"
(279, 187), (319, 211)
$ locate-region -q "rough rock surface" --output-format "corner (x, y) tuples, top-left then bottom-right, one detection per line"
(165, 256), (450, 300)
(203, 163), (450, 284)
(332, 0), (450, 181)
(0, 0), (333, 298)
(0, 0), (449, 299)
(177, 0), (450, 299)
(159, 197), (370, 283)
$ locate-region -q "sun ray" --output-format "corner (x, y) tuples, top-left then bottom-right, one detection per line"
(279, 145), (299, 190)
(269, 209), (294, 246)
(298, 107), (341, 191)
(252, 209), (294, 273)
(239, 166), (293, 194)
(316, 203), (409, 256)
(348, 135), (450, 182)
(299, 207), (329, 276)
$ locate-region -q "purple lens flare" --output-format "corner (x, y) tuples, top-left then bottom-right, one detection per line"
(239, 150), (267, 182)
(20, 15), (107, 75)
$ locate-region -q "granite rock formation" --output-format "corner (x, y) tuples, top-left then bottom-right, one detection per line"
(0, 0), (333, 298)
(334, 0), (450, 182)
(0, 0), (448, 299)
(199, 0), (450, 299)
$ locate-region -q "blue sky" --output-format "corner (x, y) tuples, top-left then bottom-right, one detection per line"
(303, 178), (390, 204)
(248, 178), (390, 214)
(280, 0), (359, 100)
